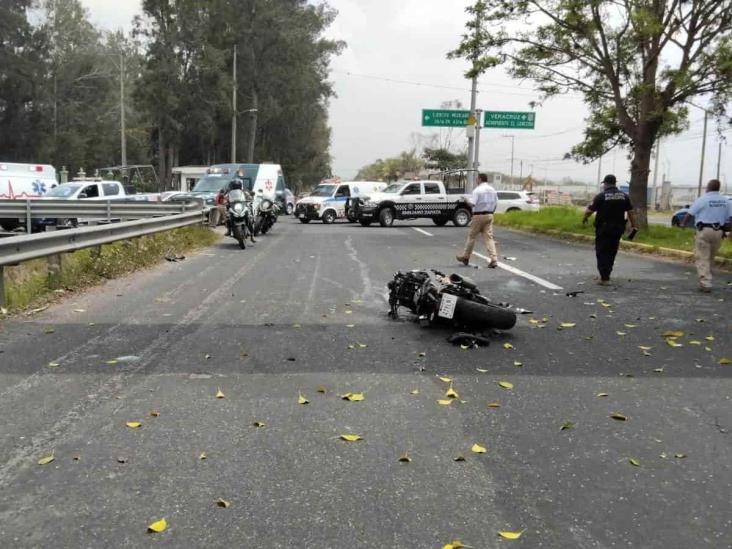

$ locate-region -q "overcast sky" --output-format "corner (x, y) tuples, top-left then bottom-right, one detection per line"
(82, 0), (729, 188)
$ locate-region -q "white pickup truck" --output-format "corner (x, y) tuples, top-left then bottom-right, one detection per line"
(352, 180), (472, 227)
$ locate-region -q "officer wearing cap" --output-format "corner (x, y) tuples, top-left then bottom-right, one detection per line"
(682, 179), (732, 292)
(582, 174), (638, 285)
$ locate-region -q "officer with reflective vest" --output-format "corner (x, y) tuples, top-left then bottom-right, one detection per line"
(582, 174), (638, 285)
(683, 179), (732, 292)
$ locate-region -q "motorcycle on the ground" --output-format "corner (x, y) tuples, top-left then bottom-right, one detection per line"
(226, 189), (254, 249)
(388, 269), (517, 331)
(252, 191), (280, 236)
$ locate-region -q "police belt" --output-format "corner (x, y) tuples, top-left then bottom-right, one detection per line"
(696, 222), (726, 231)
(473, 210), (495, 215)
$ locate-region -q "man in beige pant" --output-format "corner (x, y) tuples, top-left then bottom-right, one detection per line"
(456, 173), (499, 268)
(683, 179), (732, 292)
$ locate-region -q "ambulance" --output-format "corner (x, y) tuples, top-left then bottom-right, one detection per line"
(0, 162), (58, 230)
(295, 180), (387, 224)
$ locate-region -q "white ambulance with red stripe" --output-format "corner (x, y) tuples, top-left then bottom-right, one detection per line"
(0, 162), (58, 230)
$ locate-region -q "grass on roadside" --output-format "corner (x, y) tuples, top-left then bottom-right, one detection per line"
(2, 225), (219, 312)
(494, 206), (732, 260)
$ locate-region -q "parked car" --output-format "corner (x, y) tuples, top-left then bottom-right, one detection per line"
(296, 181), (387, 224)
(671, 206), (693, 228)
(495, 190), (540, 213)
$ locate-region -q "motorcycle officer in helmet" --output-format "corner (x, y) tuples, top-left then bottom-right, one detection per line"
(224, 178), (256, 242)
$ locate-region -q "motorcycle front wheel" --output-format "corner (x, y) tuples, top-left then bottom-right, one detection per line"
(232, 224), (246, 249)
(454, 298), (516, 331)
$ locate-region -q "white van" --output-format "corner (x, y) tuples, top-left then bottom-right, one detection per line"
(295, 181), (387, 224)
(0, 162), (58, 230)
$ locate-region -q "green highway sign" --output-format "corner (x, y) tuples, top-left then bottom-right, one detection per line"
(422, 109), (471, 127)
(484, 111), (536, 129)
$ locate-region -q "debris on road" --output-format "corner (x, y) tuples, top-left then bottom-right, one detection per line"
(447, 332), (490, 348)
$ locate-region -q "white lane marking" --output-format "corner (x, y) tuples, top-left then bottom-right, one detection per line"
(472, 252), (564, 290)
(412, 227), (434, 237)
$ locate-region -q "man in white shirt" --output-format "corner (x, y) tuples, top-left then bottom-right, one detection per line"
(456, 173), (499, 268)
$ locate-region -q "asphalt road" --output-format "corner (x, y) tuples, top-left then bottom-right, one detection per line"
(0, 216), (730, 548)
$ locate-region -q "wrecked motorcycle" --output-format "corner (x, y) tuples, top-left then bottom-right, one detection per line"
(388, 270), (517, 331)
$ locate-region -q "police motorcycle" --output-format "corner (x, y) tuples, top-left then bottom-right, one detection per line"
(388, 269), (517, 331)
(252, 189), (280, 236)
(225, 184), (255, 249)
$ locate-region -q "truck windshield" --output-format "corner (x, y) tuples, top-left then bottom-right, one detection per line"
(383, 183), (405, 194)
(193, 176), (229, 193)
(310, 185), (336, 197)
(46, 184), (81, 198)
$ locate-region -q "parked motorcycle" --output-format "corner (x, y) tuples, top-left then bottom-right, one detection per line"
(226, 189), (254, 249)
(388, 269), (517, 331)
(252, 192), (280, 236)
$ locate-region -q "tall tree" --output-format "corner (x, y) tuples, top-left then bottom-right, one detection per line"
(450, 0), (732, 227)
(355, 150), (424, 182)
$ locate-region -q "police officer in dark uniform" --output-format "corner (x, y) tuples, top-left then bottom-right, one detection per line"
(582, 174), (638, 285)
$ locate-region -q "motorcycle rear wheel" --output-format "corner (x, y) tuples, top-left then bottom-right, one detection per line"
(453, 298), (516, 331)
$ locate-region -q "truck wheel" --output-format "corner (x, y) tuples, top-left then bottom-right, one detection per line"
(432, 217), (448, 227)
(379, 208), (395, 227)
(299, 218), (310, 224)
(0, 219), (20, 232)
(359, 220), (372, 227)
(322, 210), (336, 224)
(452, 208), (471, 227)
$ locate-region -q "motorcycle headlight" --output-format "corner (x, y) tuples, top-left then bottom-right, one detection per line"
(233, 202), (244, 213)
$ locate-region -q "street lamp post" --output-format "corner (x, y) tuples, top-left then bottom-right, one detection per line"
(502, 135), (515, 188)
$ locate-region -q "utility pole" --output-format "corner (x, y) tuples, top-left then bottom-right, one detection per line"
(697, 109), (708, 197)
(716, 140), (722, 180)
(473, 109), (483, 181)
(596, 155), (603, 186)
(652, 138), (660, 210)
(502, 135), (515, 188)
(231, 44), (238, 164)
(519, 160), (523, 180)
(120, 53), (127, 169)
(465, 9), (480, 192)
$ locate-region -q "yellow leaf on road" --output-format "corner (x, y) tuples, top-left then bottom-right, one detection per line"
(437, 399), (453, 406)
(625, 324), (638, 328)
(199, 452), (207, 460)
(476, 368), (488, 373)
(442, 541), (468, 549)
(616, 331), (627, 336)
(438, 376), (453, 383)
(340, 434), (362, 442)
(689, 340), (701, 345)
(498, 530), (523, 540)
(503, 343), (514, 350)
(705, 336), (715, 341)
(341, 392), (365, 402)
(719, 358), (731, 365)
(559, 322), (576, 328)
(410, 389), (419, 395)
(38, 454), (55, 465)
(215, 388), (225, 399)
(487, 402), (501, 408)
(147, 518), (167, 533)
(629, 458), (641, 467)
(663, 330), (684, 338)
(665, 339), (683, 348)
(126, 422), (142, 429)
(216, 499), (230, 508)
(445, 385), (459, 399)
(610, 413), (627, 421)
(513, 361), (523, 367)
(357, 343), (367, 348)
(471, 443), (487, 454)
(398, 453), (411, 463)
(298, 393), (309, 405)
(498, 381), (514, 390)
(638, 346), (653, 351)
(596, 393), (609, 397)
(149, 410), (160, 417)
(252, 421), (265, 428)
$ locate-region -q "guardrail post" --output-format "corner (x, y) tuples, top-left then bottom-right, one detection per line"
(25, 200), (32, 234)
(46, 225), (63, 289)
(0, 265), (5, 307)
(106, 200), (112, 223)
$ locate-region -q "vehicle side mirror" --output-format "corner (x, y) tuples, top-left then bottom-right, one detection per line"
(78, 193), (88, 199)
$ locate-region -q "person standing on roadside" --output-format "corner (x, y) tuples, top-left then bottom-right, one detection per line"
(456, 173), (499, 268)
(682, 179), (732, 293)
(582, 174), (638, 285)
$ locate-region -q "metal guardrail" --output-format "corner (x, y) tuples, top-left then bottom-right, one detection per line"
(0, 210), (206, 268)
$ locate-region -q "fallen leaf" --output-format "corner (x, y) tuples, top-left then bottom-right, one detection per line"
(216, 499), (231, 508)
(48, 362), (60, 368)
(654, 367), (664, 373)
(38, 454), (55, 466)
(476, 368), (488, 373)
(559, 322), (576, 328)
(292, 323), (301, 328)
(689, 340), (702, 345)
(417, 352), (426, 357)
(665, 339), (683, 348)
(105, 359), (118, 365)
(357, 343), (368, 349)
(663, 330), (684, 338)
(437, 399), (453, 406)
(616, 331), (627, 336)
(340, 434), (362, 442)
(624, 324), (638, 328)
(44, 327), (55, 334)
(596, 392), (609, 397)
(705, 346), (712, 352)
(471, 443), (487, 454)
(341, 392), (365, 402)
(316, 385), (327, 393)
(117, 456), (127, 463)
(453, 455), (466, 462)
(629, 458), (641, 467)
(487, 402), (501, 408)
(497, 530), (523, 540)
(438, 376), (453, 383)
(560, 421), (576, 431)
(398, 453), (411, 463)
(252, 421), (265, 428)
(73, 308), (86, 313)
(410, 389), (419, 395)
(638, 346), (653, 351)
(445, 385), (459, 399)
(705, 336), (715, 342)
(0, 307), (7, 315)
(503, 343), (514, 350)
(674, 453), (687, 459)
(126, 421), (142, 429)
(659, 452), (668, 459)
(719, 358), (731, 365)
(513, 361), (523, 367)
(442, 540), (466, 549)
(498, 381), (514, 390)
(204, 354), (212, 360)
(149, 410), (160, 417)
(298, 393), (309, 405)
(346, 324), (355, 328)
(147, 518), (167, 533)
(610, 413), (627, 421)
(215, 388), (225, 399)
(642, 350), (652, 357)
(199, 452), (207, 460)
(345, 310), (353, 315)
(460, 344), (470, 350)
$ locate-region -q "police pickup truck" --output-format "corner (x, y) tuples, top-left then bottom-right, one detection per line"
(352, 180), (471, 227)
